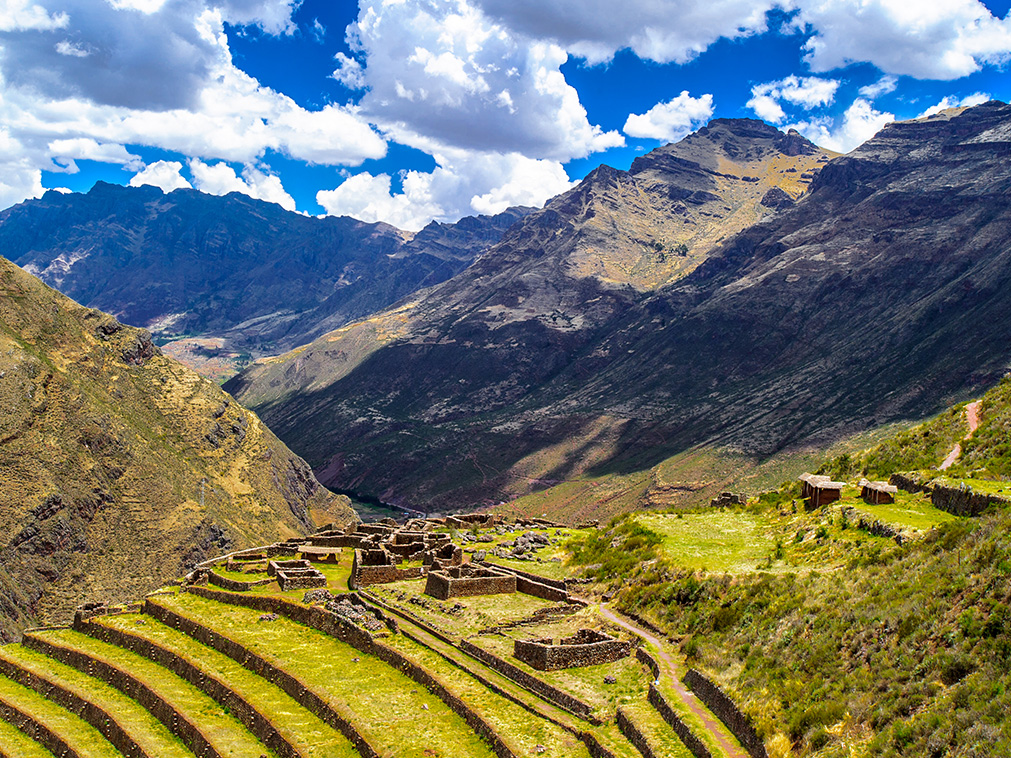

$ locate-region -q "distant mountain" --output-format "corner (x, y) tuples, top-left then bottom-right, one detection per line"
(0, 183), (532, 378)
(225, 118), (851, 507)
(0, 256), (354, 641)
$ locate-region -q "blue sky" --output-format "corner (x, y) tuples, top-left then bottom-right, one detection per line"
(2, 0), (1010, 230)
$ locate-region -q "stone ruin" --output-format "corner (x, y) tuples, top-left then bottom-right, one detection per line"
(350, 548), (425, 589)
(267, 559), (326, 591)
(424, 564), (516, 600)
(513, 629), (632, 671)
(710, 492), (747, 508)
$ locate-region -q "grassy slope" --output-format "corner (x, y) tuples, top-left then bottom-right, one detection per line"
(564, 379), (1011, 757)
(0, 256), (354, 639)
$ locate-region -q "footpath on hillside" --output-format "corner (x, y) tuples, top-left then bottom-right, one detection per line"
(939, 400), (982, 470)
(599, 604), (749, 758)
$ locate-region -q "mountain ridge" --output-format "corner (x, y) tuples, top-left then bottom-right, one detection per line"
(0, 255), (354, 641)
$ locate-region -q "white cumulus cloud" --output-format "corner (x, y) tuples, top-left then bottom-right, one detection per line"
(791, 98), (895, 153)
(623, 91), (715, 143)
(189, 159), (296, 211)
(129, 160), (192, 192)
(919, 92), (991, 118)
(346, 0), (622, 162)
(795, 0), (1011, 80)
(317, 151), (573, 232)
(472, 0), (776, 65)
(746, 76), (839, 124)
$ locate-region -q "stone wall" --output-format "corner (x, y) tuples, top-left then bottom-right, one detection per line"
(0, 696), (79, 758)
(890, 473), (1011, 516)
(207, 571), (274, 592)
(635, 647), (660, 679)
(513, 629), (631, 671)
(22, 632), (223, 758)
(482, 562), (567, 591)
(0, 654), (148, 758)
(424, 569), (516, 600)
(684, 669), (767, 758)
(647, 683), (712, 758)
(350, 549), (426, 588)
(163, 590), (513, 758)
(76, 619), (299, 758)
(616, 708), (658, 758)
(145, 598), (381, 758)
(458, 639), (598, 723)
(276, 568), (326, 591)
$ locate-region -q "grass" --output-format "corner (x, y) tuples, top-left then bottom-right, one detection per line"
(619, 700), (694, 758)
(0, 642), (191, 758)
(97, 612), (357, 758)
(835, 487), (958, 532)
(383, 630), (590, 758)
(473, 606), (650, 722)
(154, 591), (496, 758)
(372, 578), (560, 638)
(35, 627), (275, 758)
(0, 671), (121, 758)
(0, 712), (57, 758)
(633, 511), (778, 573)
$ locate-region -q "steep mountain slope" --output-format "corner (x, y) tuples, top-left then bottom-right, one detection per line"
(0, 256), (354, 641)
(225, 119), (835, 506)
(0, 183), (530, 377)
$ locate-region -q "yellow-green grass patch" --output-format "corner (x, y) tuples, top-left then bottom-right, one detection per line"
(98, 613), (357, 758)
(0, 643), (191, 758)
(383, 631), (588, 758)
(34, 628), (275, 758)
(155, 592), (495, 758)
(0, 710), (57, 758)
(0, 673), (121, 758)
(634, 511), (778, 573)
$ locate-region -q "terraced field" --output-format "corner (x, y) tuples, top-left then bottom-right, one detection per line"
(0, 526), (748, 758)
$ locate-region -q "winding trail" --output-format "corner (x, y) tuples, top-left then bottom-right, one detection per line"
(599, 604), (748, 758)
(939, 400), (982, 471)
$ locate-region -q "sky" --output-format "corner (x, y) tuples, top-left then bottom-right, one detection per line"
(1, 0), (1010, 231)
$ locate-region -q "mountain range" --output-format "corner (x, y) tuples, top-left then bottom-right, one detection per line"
(224, 103), (1011, 509)
(0, 183), (530, 379)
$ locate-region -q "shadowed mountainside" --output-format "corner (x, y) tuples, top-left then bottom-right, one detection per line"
(226, 119), (848, 507)
(0, 256), (354, 641)
(0, 183), (531, 377)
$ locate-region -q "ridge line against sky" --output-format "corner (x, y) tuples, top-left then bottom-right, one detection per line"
(1, 0), (1009, 231)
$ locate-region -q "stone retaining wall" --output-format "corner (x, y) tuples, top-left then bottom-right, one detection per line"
(840, 506), (904, 544)
(0, 655), (147, 758)
(647, 683), (711, 758)
(171, 589), (513, 758)
(684, 670), (767, 758)
(77, 618), (299, 758)
(577, 730), (617, 758)
(458, 639), (598, 723)
(616, 707), (657, 758)
(145, 599), (380, 758)
(22, 633), (222, 758)
(890, 473), (1011, 516)
(0, 695), (79, 758)
(207, 571), (274, 593)
(635, 648), (660, 680)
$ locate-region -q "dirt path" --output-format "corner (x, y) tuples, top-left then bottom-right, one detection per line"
(939, 400), (982, 471)
(600, 604), (749, 758)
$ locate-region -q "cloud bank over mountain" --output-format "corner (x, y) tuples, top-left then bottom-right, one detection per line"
(1, 0), (1009, 227)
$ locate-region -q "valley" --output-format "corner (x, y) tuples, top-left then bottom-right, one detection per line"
(2, 102), (1011, 757)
